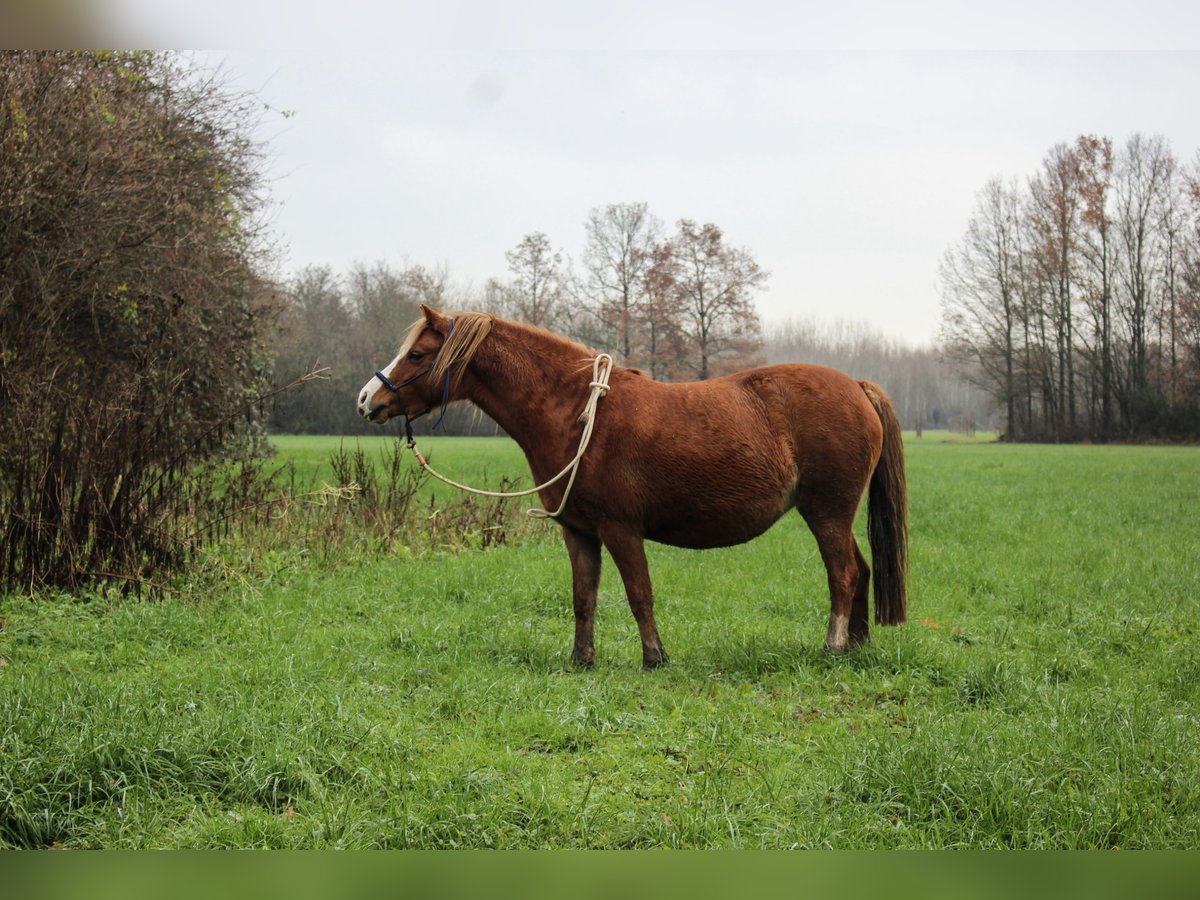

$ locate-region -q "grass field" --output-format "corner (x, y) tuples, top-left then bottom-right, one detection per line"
(2, 432), (1199, 848)
(265, 434), (531, 504)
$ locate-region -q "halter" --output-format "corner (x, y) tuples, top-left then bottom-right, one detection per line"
(373, 365), (429, 395)
(372, 319), (455, 439)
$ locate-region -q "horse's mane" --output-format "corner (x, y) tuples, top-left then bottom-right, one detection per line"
(398, 311), (495, 387)
(400, 311), (597, 385)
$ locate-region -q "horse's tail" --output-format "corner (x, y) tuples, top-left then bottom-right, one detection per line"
(860, 381), (908, 626)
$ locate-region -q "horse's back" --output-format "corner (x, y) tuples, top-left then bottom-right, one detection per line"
(590, 363), (884, 547)
(663, 363), (883, 458)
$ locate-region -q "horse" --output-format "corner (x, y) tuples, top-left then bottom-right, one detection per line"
(357, 305), (908, 669)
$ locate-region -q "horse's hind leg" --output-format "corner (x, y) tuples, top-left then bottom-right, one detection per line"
(848, 541), (871, 646)
(600, 528), (667, 669)
(562, 526), (601, 667)
(808, 520), (871, 652)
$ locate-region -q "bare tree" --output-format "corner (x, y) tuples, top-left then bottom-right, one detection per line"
(1114, 133), (1174, 427)
(939, 179), (1026, 438)
(662, 220), (767, 380)
(269, 266), (350, 434)
(638, 241), (690, 380)
(1075, 134), (1117, 440)
(579, 201), (661, 360)
(1182, 152), (1200, 403)
(500, 232), (565, 329)
(1156, 151), (1185, 406)
(1028, 142), (1085, 437)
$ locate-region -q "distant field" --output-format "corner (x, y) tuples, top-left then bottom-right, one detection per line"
(2, 434), (1199, 847)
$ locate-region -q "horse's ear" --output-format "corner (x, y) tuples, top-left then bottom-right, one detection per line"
(420, 304), (452, 335)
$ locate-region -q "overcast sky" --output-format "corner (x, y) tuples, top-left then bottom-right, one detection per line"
(106, 2), (1200, 344)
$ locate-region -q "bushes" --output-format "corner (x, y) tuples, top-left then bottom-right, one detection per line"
(0, 52), (275, 591)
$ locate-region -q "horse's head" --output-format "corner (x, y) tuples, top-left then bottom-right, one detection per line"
(357, 304), (454, 425)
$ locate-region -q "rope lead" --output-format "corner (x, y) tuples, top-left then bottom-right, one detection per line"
(406, 354), (613, 520)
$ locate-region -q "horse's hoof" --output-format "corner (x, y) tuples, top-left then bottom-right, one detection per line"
(571, 648), (595, 668)
(642, 651), (669, 670)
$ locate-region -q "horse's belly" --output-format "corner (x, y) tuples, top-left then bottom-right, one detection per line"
(644, 484), (793, 549)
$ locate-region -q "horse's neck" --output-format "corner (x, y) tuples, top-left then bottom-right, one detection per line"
(465, 325), (586, 461)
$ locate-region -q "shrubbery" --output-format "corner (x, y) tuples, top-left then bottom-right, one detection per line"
(0, 51), (275, 591)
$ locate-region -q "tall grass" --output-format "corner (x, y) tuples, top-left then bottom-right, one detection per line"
(174, 436), (542, 590)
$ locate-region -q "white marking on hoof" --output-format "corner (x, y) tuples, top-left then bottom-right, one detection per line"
(825, 613), (850, 651)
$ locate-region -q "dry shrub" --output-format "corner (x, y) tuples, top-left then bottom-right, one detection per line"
(0, 51), (275, 592)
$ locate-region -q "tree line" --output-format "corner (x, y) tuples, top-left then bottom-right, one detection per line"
(268, 252), (991, 437)
(483, 205), (767, 381)
(940, 133), (1200, 441)
(269, 203), (773, 434)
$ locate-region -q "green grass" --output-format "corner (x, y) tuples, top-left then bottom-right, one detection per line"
(266, 434), (530, 503)
(2, 435), (1199, 847)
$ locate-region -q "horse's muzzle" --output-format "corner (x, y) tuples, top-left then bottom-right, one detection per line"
(362, 402), (389, 423)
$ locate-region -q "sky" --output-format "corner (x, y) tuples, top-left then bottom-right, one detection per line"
(83, 2), (1200, 344)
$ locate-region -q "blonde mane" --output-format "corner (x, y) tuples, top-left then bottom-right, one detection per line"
(399, 311), (495, 388)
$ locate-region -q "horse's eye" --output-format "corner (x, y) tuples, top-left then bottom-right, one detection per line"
(408, 351), (424, 362)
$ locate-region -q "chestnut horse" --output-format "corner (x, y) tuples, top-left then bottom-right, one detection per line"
(357, 306), (908, 668)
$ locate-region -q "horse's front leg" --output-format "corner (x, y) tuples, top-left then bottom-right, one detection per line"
(600, 528), (668, 669)
(562, 526), (602, 667)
